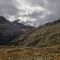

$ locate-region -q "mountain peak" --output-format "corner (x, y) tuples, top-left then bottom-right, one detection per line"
(0, 16), (9, 23)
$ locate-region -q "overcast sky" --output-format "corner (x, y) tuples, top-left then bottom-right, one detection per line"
(0, 0), (60, 26)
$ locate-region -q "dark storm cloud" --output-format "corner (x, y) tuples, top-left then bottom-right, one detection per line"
(46, 0), (60, 14)
(22, 11), (44, 18)
(0, 0), (20, 19)
(26, 0), (46, 7)
(0, 0), (60, 26)
(23, 0), (60, 26)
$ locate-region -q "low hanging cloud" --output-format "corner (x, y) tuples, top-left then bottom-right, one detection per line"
(0, 0), (60, 26)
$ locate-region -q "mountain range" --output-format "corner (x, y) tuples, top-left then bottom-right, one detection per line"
(9, 19), (60, 47)
(0, 16), (32, 45)
(0, 16), (60, 47)
(0, 16), (60, 60)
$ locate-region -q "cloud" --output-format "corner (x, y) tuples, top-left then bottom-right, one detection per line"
(0, 0), (20, 20)
(0, 0), (60, 26)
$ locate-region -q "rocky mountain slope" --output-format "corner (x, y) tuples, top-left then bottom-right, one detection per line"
(0, 19), (60, 60)
(9, 19), (60, 47)
(0, 16), (32, 45)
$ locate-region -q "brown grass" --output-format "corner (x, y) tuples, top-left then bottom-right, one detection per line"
(0, 45), (60, 60)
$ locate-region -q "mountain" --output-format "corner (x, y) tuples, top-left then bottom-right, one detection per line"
(0, 16), (32, 45)
(12, 19), (32, 31)
(0, 16), (9, 23)
(9, 19), (60, 47)
(0, 19), (60, 60)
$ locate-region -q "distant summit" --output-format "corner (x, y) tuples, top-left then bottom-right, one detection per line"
(0, 16), (9, 23)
